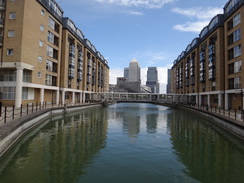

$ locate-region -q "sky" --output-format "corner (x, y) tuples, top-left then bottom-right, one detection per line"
(59, 0), (229, 93)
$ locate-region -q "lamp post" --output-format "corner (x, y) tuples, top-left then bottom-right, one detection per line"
(241, 89), (243, 119)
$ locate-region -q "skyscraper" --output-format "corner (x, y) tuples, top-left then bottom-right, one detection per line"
(146, 67), (159, 93)
(128, 59), (141, 83)
(124, 68), (129, 80)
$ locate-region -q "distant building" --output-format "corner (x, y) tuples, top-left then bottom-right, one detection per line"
(128, 59), (141, 83)
(124, 68), (129, 79)
(146, 67), (159, 93)
(113, 59), (153, 93)
(167, 69), (172, 93)
(116, 77), (141, 93)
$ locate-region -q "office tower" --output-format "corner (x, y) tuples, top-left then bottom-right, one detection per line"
(146, 67), (159, 93)
(128, 59), (141, 83)
(124, 68), (129, 80)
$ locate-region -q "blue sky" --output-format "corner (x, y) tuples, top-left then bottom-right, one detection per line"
(60, 0), (228, 93)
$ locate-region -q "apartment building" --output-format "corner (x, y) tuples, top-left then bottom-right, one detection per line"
(224, 0), (244, 109)
(171, 0), (243, 110)
(0, 0), (109, 107)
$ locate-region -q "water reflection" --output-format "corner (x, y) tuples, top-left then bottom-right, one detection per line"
(169, 109), (244, 183)
(0, 106), (108, 183)
(109, 103), (161, 137)
(1, 103), (244, 183)
(146, 111), (158, 133)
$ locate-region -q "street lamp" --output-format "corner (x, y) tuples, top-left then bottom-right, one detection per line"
(241, 89), (243, 119)
(235, 88), (243, 118)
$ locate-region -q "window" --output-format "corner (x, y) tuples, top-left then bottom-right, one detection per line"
(233, 13), (241, 27)
(23, 70), (31, 82)
(47, 45), (53, 57)
(2, 87), (16, 100)
(7, 49), (13, 56)
(45, 75), (57, 86)
(40, 25), (44, 32)
(228, 13), (241, 31)
(228, 44), (242, 60)
(45, 74), (52, 86)
(9, 12), (16, 19)
(48, 17), (55, 30)
(234, 77), (241, 89)
(46, 60), (53, 71)
(41, 9), (45, 16)
(48, 31), (54, 44)
(233, 28), (241, 42)
(68, 79), (71, 88)
(234, 60), (242, 73)
(8, 30), (15, 37)
(38, 56), (43, 62)
(22, 87), (28, 100)
(39, 40), (43, 47)
(0, 69), (16, 81)
(38, 72), (42, 78)
(234, 44), (241, 57)
(228, 28), (241, 45)
(47, 45), (58, 59)
(65, 93), (69, 99)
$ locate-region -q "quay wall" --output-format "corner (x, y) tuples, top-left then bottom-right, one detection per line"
(0, 104), (101, 158)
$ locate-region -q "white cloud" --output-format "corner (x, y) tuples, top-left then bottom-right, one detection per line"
(172, 7), (223, 19)
(172, 7), (223, 33)
(109, 68), (124, 84)
(128, 11), (143, 15)
(95, 0), (175, 9)
(173, 21), (210, 32)
(109, 66), (170, 94)
(131, 50), (169, 65)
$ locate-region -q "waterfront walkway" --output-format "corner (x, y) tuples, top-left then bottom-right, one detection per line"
(0, 102), (99, 126)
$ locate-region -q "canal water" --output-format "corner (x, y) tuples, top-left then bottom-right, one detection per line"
(0, 103), (244, 183)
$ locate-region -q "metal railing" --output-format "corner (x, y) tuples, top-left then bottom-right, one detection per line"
(0, 102), (48, 124)
(0, 100), (101, 125)
(193, 104), (244, 122)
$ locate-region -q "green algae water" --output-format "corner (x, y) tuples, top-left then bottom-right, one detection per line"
(0, 103), (244, 183)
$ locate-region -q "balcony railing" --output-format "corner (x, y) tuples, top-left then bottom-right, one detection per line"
(0, 3), (5, 10)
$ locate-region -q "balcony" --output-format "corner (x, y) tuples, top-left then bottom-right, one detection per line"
(0, 35), (2, 47)
(0, 3), (5, 11)
(0, 18), (3, 28)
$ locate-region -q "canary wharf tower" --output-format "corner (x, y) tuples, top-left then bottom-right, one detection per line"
(128, 59), (141, 83)
(146, 67), (159, 93)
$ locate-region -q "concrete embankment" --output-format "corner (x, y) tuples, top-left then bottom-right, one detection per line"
(183, 106), (244, 141)
(156, 102), (244, 141)
(0, 104), (101, 158)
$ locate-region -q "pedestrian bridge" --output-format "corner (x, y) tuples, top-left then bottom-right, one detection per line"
(91, 92), (191, 104)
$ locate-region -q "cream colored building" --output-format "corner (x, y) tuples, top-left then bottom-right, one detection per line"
(0, 0), (109, 107)
(171, 0), (244, 110)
